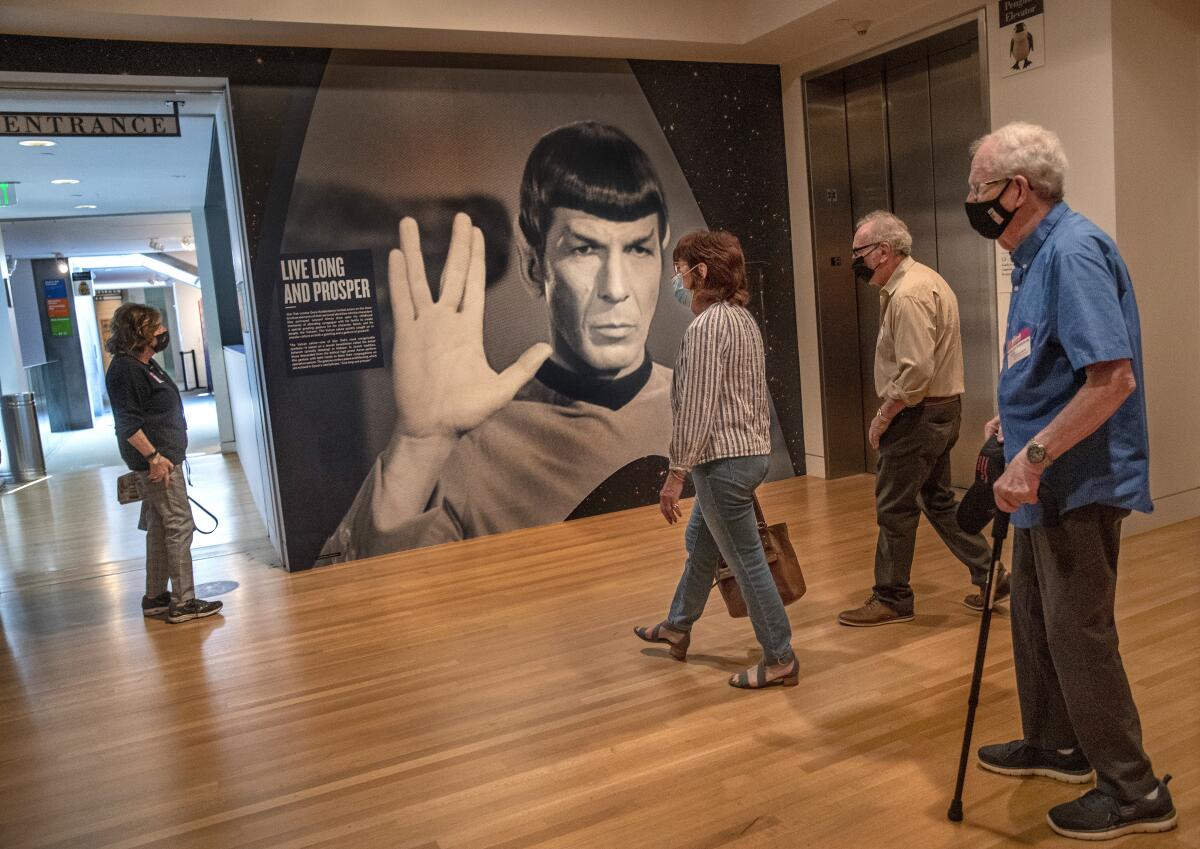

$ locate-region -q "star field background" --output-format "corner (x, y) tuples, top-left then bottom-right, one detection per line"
(630, 59), (805, 475)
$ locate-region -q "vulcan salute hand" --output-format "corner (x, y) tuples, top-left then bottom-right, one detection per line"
(388, 213), (552, 438)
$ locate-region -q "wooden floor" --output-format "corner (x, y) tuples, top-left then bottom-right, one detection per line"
(0, 472), (1196, 849)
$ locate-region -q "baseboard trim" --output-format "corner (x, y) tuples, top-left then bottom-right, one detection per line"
(1124, 486), (1200, 537)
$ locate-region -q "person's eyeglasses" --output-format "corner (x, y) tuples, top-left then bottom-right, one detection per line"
(967, 177), (1009, 201)
(851, 242), (881, 259)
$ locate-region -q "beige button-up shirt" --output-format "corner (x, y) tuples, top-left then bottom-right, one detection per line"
(874, 255), (966, 405)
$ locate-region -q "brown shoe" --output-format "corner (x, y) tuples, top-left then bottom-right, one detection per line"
(963, 567), (1010, 611)
(837, 594), (913, 627)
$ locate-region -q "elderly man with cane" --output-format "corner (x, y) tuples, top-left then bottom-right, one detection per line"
(962, 122), (1176, 840)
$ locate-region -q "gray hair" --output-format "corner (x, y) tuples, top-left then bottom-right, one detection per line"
(855, 210), (912, 256)
(970, 121), (1068, 201)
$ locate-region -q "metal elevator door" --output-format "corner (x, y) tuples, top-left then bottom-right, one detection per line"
(804, 20), (996, 487)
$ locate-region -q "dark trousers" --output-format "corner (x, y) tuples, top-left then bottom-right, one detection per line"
(872, 399), (991, 614)
(1011, 504), (1158, 801)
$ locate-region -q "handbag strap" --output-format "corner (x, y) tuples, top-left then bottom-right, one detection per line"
(752, 493), (768, 530)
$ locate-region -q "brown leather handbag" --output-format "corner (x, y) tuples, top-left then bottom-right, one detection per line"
(714, 495), (805, 618)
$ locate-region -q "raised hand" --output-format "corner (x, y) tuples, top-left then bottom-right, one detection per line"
(388, 213), (551, 438)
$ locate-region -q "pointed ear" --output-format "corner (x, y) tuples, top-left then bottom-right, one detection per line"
(661, 221), (671, 253)
(514, 222), (545, 298)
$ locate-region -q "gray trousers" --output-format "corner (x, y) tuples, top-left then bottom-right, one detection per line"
(135, 470), (196, 604)
(1011, 503), (1158, 801)
(872, 399), (991, 614)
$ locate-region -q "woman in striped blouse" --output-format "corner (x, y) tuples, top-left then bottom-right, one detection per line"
(634, 230), (797, 689)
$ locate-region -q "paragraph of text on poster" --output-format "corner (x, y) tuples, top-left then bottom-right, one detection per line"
(278, 249), (383, 376)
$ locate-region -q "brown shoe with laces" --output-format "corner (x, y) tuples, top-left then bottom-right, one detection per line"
(964, 567), (1010, 612)
(837, 594), (913, 627)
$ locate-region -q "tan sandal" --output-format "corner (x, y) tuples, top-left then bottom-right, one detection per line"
(633, 621), (691, 661)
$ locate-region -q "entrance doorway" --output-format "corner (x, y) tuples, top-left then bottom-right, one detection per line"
(803, 18), (997, 486)
(0, 79), (283, 584)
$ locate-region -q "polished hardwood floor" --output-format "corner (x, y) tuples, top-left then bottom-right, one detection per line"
(0, 465), (1196, 848)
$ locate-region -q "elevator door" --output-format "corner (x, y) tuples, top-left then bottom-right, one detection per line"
(805, 20), (996, 487)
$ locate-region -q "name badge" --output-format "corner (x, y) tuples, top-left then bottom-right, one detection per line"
(1007, 327), (1032, 368)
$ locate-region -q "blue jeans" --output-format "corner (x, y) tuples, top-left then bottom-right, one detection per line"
(666, 454), (794, 666)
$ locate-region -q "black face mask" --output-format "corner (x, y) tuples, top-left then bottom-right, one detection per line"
(851, 255), (874, 283)
(153, 331), (170, 353)
(964, 179), (1017, 239)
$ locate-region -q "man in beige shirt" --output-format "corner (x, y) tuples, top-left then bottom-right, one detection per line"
(838, 211), (999, 627)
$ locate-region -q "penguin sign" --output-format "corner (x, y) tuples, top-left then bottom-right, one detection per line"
(998, 0), (1045, 78)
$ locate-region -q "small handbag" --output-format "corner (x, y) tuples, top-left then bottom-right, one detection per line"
(714, 495), (805, 618)
(116, 471), (142, 504)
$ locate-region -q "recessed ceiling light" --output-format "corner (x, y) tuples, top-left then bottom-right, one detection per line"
(74, 204), (97, 209)
(18, 139), (56, 148)
(51, 178), (80, 185)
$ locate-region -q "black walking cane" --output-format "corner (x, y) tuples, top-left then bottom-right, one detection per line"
(946, 436), (1058, 822)
(947, 506), (1009, 821)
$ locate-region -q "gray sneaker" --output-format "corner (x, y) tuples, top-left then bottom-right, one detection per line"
(166, 598), (223, 624)
(1047, 775), (1177, 840)
(141, 592), (171, 617)
(978, 739), (1094, 783)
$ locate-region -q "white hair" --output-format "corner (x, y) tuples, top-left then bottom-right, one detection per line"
(855, 210), (912, 256)
(970, 121), (1068, 201)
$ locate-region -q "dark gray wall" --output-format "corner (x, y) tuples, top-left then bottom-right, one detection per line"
(203, 126), (243, 347)
(31, 257), (92, 431)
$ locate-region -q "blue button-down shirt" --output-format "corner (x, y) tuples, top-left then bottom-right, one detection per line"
(998, 202), (1152, 527)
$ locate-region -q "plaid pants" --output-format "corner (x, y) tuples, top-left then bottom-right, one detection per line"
(135, 470), (196, 604)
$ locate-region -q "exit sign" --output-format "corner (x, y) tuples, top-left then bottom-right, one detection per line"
(0, 182), (16, 207)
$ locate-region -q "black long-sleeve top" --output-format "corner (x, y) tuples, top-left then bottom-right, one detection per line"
(105, 353), (188, 470)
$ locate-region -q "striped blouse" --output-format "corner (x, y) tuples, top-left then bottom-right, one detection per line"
(669, 300), (771, 472)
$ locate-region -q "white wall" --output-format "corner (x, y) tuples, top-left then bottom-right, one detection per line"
(1112, 0), (1200, 532)
(72, 288), (107, 417)
(172, 280), (208, 390)
(987, 0), (1116, 356)
(782, 0), (1200, 532)
(190, 206), (237, 451)
(0, 227), (28, 395)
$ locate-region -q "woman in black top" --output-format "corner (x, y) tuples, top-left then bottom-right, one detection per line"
(105, 303), (222, 624)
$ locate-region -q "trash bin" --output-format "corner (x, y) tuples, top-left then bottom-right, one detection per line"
(1, 393), (47, 483)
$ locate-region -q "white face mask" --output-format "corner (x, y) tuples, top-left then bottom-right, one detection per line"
(671, 265), (696, 307)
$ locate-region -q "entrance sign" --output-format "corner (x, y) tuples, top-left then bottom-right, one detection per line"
(1, 102), (181, 137)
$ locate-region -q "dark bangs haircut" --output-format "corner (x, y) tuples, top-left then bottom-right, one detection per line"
(105, 302), (161, 356)
(673, 230), (750, 306)
(519, 122), (668, 259)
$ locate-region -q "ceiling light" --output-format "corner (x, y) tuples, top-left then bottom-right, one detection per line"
(180, 236), (195, 250)
(74, 204), (97, 209)
(148, 237), (165, 252)
(51, 178), (80, 185)
(55, 253), (69, 274)
(18, 139), (56, 148)
(73, 254), (199, 286)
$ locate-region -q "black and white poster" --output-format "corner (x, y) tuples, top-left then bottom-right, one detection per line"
(241, 52), (807, 569)
(0, 36), (808, 571)
(278, 249), (382, 376)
